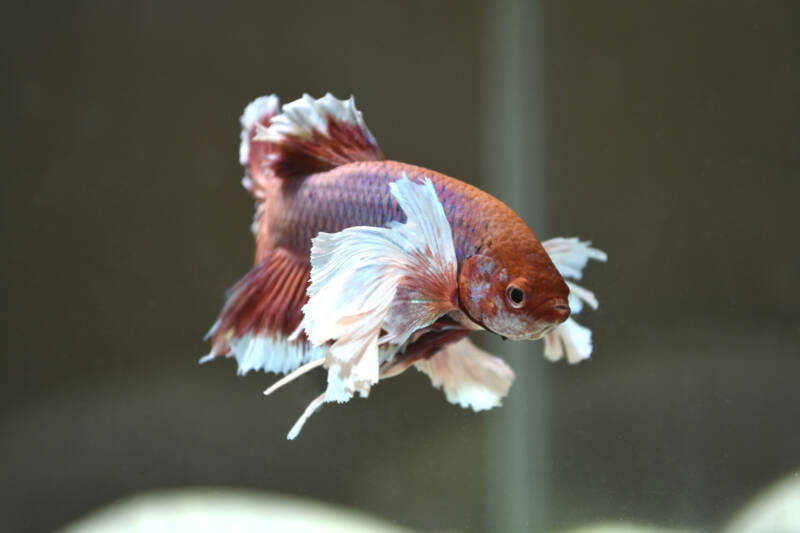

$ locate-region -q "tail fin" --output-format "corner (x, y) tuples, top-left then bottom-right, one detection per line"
(205, 247), (326, 375)
(210, 92), (386, 375)
(243, 93), (384, 185)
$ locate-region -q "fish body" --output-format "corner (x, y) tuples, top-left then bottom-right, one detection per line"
(261, 161), (498, 261)
(258, 159), (570, 337)
(205, 94), (606, 438)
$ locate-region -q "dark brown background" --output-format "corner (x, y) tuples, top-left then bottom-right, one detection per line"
(2, 1), (798, 532)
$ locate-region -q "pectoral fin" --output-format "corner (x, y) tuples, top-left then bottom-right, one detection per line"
(294, 174), (459, 403)
(542, 236), (607, 363)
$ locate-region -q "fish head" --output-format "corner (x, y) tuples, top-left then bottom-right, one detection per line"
(458, 249), (570, 340)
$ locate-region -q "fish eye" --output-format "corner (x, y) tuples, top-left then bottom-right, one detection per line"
(506, 284), (526, 308)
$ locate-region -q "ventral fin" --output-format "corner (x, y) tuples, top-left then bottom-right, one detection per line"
(252, 93), (384, 178)
(380, 327), (471, 379)
(206, 247), (326, 375)
(415, 337), (515, 411)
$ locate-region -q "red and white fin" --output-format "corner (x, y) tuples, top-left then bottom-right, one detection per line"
(542, 237), (607, 364)
(205, 248), (326, 375)
(239, 95), (281, 200)
(240, 95), (280, 167)
(252, 93), (384, 178)
(292, 174), (459, 403)
(276, 342), (403, 440)
(415, 337), (515, 411)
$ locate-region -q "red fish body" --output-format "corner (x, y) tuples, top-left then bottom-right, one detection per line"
(206, 94), (606, 438)
(261, 161), (492, 261)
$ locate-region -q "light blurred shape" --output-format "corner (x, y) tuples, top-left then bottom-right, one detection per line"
(59, 488), (419, 533)
(555, 524), (696, 533)
(724, 471), (800, 533)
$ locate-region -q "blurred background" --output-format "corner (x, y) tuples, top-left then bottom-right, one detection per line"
(2, 1), (799, 532)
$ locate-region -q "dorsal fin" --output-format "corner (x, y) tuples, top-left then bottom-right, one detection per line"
(239, 95), (281, 199)
(252, 93), (384, 178)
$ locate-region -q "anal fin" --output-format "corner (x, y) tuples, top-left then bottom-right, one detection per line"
(207, 248), (326, 375)
(380, 326), (470, 379)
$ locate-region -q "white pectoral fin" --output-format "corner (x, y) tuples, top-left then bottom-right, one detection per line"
(543, 237), (607, 280)
(416, 338), (515, 411)
(565, 280), (598, 314)
(297, 228), (396, 402)
(380, 177), (459, 345)
(542, 236), (606, 363)
(295, 173), (459, 405)
(543, 318), (592, 364)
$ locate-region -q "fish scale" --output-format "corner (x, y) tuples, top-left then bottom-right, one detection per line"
(265, 160), (494, 262)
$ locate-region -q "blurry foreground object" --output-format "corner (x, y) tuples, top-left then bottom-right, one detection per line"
(204, 93), (606, 438)
(59, 488), (419, 533)
(556, 524), (696, 533)
(723, 471), (800, 533)
(552, 471), (800, 533)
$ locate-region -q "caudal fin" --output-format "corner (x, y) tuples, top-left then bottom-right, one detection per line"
(205, 247), (326, 375)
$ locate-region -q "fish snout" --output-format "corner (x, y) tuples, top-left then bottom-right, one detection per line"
(537, 298), (571, 325)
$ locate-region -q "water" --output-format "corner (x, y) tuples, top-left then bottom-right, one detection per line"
(2, 2), (798, 532)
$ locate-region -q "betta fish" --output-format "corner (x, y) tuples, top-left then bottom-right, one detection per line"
(203, 93), (606, 439)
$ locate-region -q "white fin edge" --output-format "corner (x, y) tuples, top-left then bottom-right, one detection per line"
(254, 93), (377, 146)
(293, 174), (458, 403)
(415, 337), (515, 411)
(227, 333), (327, 376)
(239, 95), (280, 166)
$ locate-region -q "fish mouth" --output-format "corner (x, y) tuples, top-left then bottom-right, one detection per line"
(532, 298), (571, 325)
(521, 298), (570, 339)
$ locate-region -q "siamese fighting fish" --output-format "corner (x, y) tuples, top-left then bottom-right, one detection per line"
(203, 93), (607, 439)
